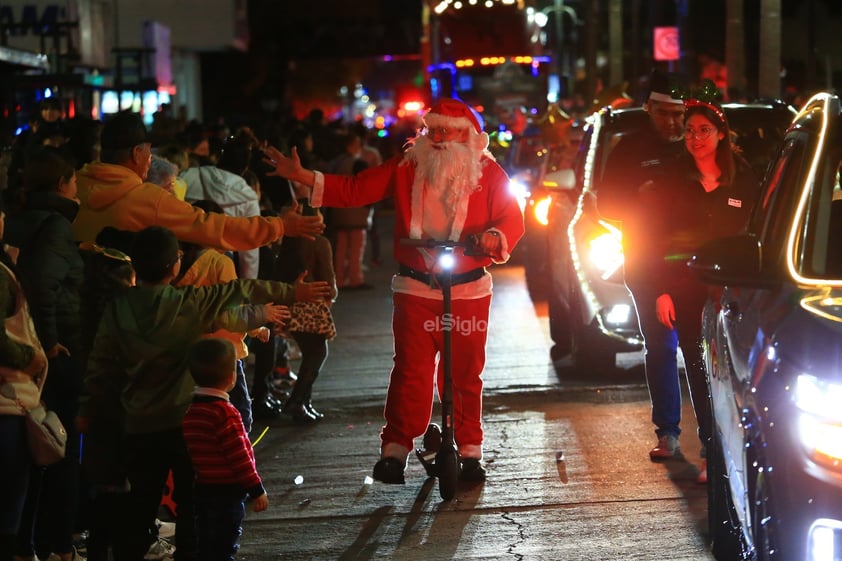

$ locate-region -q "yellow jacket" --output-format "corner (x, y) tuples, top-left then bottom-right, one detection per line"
(74, 162), (284, 250)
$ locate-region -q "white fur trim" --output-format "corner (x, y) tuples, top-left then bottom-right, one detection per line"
(648, 92), (683, 105)
(424, 112), (480, 134)
(310, 171), (324, 207)
(488, 227), (511, 264)
(381, 443), (410, 460)
(409, 169), (425, 239)
(459, 444), (483, 459)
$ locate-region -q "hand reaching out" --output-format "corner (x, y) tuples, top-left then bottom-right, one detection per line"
(294, 271), (331, 302)
(280, 206), (325, 240)
(249, 326), (271, 343)
(263, 303), (291, 326)
(262, 145), (302, 181)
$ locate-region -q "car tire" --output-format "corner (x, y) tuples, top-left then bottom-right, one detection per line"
(548, 292), (573, 358)
(524, 258), (549, 301)
(708, 428), (746, 560)
(572, 326), (616, 373)
(749, 455), (780, 561)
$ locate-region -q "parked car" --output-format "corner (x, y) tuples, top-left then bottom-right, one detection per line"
(541, 100), (796, 369)
(690, 92), (842, 561)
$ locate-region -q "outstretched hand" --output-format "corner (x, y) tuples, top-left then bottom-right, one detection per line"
(262, 145), (302, 180)
(262, 302), (291, 325)
(294, 271), (332, 302)
(281, 206), (325, 240)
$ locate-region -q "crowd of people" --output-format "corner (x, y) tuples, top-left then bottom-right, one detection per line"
(0, 95), (526, 561)
(0, 101), (352, 561)
(0, 68), (762, 560)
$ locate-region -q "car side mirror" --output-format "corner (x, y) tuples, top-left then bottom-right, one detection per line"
(688, 233), (777, 288)
(542, 169), (576, 191)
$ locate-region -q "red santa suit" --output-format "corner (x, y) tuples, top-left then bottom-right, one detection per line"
(310, 100), (524, 468)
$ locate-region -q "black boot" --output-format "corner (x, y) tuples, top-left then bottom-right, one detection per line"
(290, 368), (324, 421)
(282, 371), (318, 423)
(281, 400), (318, 423)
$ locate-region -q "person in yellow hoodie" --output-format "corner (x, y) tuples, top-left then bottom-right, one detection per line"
(73, 111), (324, 249)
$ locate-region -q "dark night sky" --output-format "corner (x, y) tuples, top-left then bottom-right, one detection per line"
(201, 0), (842, 122)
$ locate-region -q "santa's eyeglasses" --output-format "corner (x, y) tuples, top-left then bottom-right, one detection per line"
(423, 127), (470, 141)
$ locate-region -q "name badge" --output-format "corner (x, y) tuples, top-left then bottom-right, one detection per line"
(728, 198), (742, 208)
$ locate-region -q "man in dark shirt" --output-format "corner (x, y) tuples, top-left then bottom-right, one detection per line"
(596, 71), (689, 461)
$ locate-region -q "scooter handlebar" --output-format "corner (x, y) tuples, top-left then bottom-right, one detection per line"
(400, 236), (487, 256)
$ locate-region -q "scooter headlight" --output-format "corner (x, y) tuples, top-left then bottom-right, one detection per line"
(438, 251), (455, 270)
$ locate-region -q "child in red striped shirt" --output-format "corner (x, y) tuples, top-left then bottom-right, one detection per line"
(182, 338), (268, 561)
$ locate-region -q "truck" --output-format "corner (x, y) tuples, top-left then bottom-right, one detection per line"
(423, 0), (551, 127)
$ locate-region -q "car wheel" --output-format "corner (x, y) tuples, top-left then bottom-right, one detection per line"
(548, 291), (573, 359)
(708, 428), (746, 560)
(524, 256), (549, 300)
(750, 458), (780, 561)
(572, 327), (616, 373)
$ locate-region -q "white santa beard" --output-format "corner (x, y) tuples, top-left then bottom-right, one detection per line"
(409, 136), (482, 209)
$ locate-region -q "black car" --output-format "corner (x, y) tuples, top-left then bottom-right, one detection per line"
(541, 100), (796, 369)
(690, 92), (842, 560)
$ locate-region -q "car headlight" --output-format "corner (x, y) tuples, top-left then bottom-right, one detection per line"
(509, 179), (530, 213)
(796, 374), (842, 468)
(588, 220), (624, 278)
(532, 195), (552, 226)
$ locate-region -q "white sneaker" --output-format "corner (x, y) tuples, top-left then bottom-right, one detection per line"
(649, 434), (680, 460)
(144, 537), (175, 561)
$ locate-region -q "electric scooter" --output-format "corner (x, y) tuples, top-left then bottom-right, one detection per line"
(400, 236), (484, 501)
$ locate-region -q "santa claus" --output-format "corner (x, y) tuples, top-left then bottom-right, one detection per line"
(263, 98), (524, 484)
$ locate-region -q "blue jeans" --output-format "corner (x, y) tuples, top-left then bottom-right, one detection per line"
(227, 359), (252, 434)
(193, 485), (246, 561)
(630, 283), (711, 447)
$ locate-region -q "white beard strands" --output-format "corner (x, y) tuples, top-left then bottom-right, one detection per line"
(408, 135), (483, 211)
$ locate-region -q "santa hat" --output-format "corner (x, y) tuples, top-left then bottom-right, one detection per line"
(423, 98), (489, 150)
(647, 70), (685, 105)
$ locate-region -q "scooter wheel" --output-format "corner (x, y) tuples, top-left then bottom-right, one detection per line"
(437, 447), (459, 501)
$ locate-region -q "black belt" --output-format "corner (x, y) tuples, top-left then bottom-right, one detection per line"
(399, 264), (486, 287)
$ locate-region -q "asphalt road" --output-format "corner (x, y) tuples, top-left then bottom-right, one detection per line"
(237, 216), (715, 561)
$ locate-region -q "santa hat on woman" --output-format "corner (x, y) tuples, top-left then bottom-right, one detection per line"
(423, 98), (490, 152)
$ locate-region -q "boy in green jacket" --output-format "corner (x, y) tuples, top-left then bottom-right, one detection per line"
(78, 225), (330, 561)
